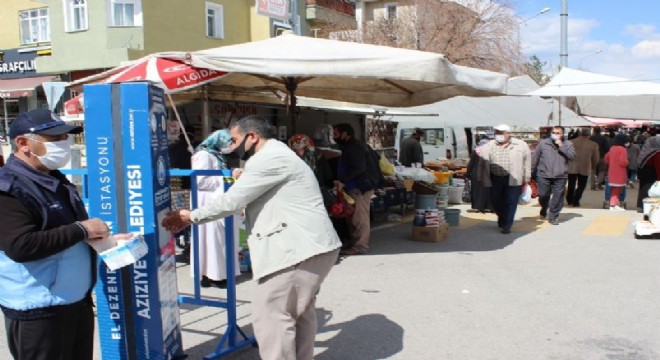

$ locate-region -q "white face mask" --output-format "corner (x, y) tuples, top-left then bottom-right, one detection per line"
(220, 146), (233, 154)
(551, 134), (561, 141)
(29, 136), (72, 170)
(495, 135), (506, 144)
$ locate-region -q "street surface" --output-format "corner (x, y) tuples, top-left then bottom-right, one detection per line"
(1, 186), (659, 360)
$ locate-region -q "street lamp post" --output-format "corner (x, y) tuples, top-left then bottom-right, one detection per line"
(558, 0), (568, 126)
(578, 49), (603, 69)
(517, 7), (551, 62)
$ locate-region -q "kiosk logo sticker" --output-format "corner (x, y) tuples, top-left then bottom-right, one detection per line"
(157, 156), (166, 187)
(150, 113), (158, 133)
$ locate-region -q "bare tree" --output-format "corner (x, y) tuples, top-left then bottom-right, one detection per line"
(331, 0), (524, 75)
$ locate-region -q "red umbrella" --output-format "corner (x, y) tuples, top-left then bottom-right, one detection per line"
(69, 53), (228, 92)
(67, 54), (226, 152)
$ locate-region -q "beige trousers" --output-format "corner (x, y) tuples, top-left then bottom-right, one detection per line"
(252, 249), (339, 360)
(349, 189), (374, 250)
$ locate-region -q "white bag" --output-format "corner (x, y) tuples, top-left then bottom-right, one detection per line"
(649, 181), (660, 198)
(518, 183), (532, 205)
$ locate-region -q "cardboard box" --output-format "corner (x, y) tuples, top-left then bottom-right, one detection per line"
(412, 224), (449, 242)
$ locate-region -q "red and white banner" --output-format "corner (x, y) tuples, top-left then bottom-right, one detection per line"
(256, 0), (289, 21)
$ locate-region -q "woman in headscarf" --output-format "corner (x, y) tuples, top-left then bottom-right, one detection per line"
(466, 137), (493, 213)
(288, 134), (351, 245)
(288, 134), (334, 198)
(192, 129), (240, 288)
(636, 135), (660, 210)
(604, 133), (629, 211)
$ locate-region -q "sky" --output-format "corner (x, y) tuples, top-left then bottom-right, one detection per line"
(514, 0), (660, 82)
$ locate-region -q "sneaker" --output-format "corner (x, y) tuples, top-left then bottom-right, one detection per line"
(609, 206), (625, 212)
(549, 217), (559, 225)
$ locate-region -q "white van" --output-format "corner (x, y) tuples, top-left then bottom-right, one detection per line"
(394, 121), (473, 162)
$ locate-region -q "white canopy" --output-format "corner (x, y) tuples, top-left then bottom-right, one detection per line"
(390, 95), (591, 131)
(186, 32), (508, 107)
(388, 76), (590, 130)
(527, 67), (660, 120)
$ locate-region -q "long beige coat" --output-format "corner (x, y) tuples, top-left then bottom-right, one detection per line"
(568, 136), (599, 176)
(477, 138), (531, 187)
(190, 139), (341, 280)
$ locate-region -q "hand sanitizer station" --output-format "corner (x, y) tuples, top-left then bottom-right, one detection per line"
(85, 83), (184, 360)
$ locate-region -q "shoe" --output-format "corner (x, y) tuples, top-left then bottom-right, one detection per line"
(573, 202), (580, 207)
(213, 279), (228, 289)
(539, 210), (547, 219)
(501, 228), (511, 234)
(200, 276), (227, 289)
(340, 247), (367, 256)
(549, 217), (559, 225)
(609, 206), (625, 212)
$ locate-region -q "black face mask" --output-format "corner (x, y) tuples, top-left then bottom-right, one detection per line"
(235, 134), (257, 161)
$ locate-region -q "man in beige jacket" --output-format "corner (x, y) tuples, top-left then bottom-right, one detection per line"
(566, 128), (599, 207)
(163, 116), (341, 360)
(477, 124), (531, 234)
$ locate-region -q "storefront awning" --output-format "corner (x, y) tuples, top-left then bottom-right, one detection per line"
(0, 75), (56, 99)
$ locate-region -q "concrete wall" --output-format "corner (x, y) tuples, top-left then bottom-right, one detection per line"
(37, 0), (271, 74)
(36, 0), (143, 73)
(0, 0), (51, 49)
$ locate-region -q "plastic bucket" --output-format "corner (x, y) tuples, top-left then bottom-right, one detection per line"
(437, 184), (449, 197)
(445, 208), (461, 226)
(433, 171), (451, 184)
(415, 194), (438, 210)
(448, 186), (464, 204)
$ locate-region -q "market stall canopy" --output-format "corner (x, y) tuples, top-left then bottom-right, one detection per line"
(0, 75), (56, 99)
(388, 96), (591, 130)
(185, 31), (509, 108)
(527, 67), (660, 120)
(388, 76), (589, 130)
(293, 96), (438, 117)
(585, 116), (651, 128)
(506, 75), (541, 95)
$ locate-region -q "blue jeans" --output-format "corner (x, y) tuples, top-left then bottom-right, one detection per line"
(490, 175), (523, 231)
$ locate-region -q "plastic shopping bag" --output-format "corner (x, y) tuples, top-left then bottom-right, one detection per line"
(519, 183), (532, 205)
(649, 181), (660, 198)
(379, 152), (396, 176)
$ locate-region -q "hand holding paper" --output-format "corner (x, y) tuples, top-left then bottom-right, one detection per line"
(80, 218), (110, 240)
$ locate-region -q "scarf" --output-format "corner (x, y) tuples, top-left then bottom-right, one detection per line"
(195, 129), (232, 169)
(288, 134), (317, 171)
(637, 136), (660, 168)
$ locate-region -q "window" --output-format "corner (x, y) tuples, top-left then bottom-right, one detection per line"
(384, 2), (398, 19)
(206, 2), (224, 39)
(19, 8), (50, 45)
(108, 0), (143, 27)
(64, 0), (88, 32)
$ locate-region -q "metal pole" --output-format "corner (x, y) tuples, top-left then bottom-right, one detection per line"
(560, 0), (568, 68)
(3, 99), (8, 142)
(559, 0), (568, 126)
(290, 0), (300, 35)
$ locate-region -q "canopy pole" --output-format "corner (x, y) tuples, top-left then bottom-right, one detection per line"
(166, 93), (194, 154)
(285, 77), (298, 133)
(202, 86), (211, 139)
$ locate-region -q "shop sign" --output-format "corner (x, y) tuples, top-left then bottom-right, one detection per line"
(256, 0), (290, 21)
(0, 49), (38, 79)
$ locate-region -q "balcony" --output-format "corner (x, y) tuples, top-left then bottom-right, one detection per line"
(306, 0), (356, 30)
(306, 0), (355, 17)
